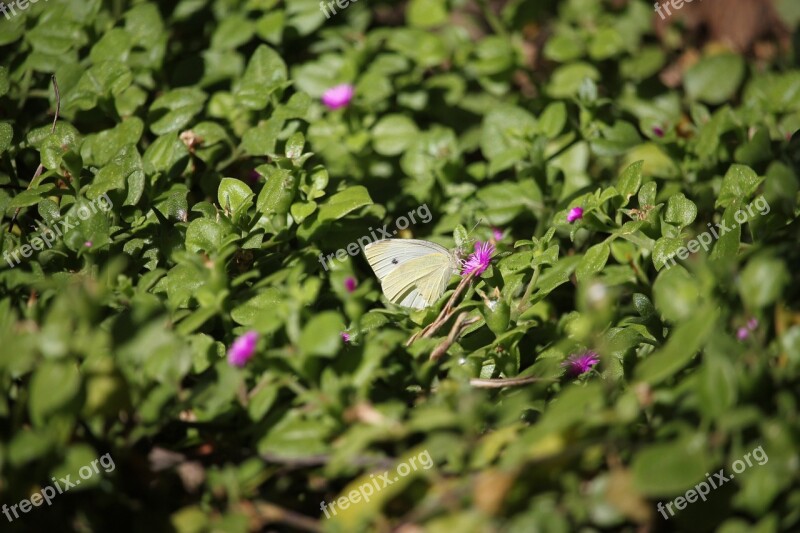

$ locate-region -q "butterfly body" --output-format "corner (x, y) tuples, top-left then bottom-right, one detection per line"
(364, 239), (459, 309)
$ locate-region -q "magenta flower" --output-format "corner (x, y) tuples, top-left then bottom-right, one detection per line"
(248, 170), (261, 184)
(84, 241), (93, 247)
(653, 126), (665, 138)
(341, 332), (351, 343)
(562, 351), (600, 376)
(492, 227), (504, 241)
(344, 277), (357, 293)
(461, 241), (495, 277)
(737, 318), (759, 341)
(321, 84), (354, 110)
(227, 331), (259, 367)
(567, 207), (584, 224)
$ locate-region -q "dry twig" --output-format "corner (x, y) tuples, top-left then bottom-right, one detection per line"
(407, 273), (475, 346)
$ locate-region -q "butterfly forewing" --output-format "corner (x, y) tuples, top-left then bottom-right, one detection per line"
(364, 239), (458, 309)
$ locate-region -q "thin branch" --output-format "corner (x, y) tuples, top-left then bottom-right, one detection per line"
(430, 312), (480, 362)
(469, 376), (553, 389)
(259, 452), (395, 471)
(251, 501), (321, 533)
(517, 263), (541, 314)
(407, 273), (475, 346)
(8, 75), (60, 230)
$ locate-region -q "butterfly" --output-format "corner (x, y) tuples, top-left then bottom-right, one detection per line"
(364, 239), (461, 309)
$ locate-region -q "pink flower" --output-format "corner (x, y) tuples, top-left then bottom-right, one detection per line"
(492, 227), (504, 241)
(344, 277), (357, 293)
(737, 318), (759, 341)
(84, 241), (93, 247)
(341, 332), (351, 343)
(461, 241), (495, 277)
(227, 331), (259, 367)
(567, 207), (584, 223)
(321, 84), (354, 110)
(653, 126), (665, 138)
(562, 351), (599, 376)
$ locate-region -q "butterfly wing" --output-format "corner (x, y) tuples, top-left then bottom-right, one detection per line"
(364, 239), (457, 309)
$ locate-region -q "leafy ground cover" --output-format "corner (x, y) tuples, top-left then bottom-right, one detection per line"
(2, 0), (800, 531)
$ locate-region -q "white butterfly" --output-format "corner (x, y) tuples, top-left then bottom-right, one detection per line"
(364, 239), (460, 309)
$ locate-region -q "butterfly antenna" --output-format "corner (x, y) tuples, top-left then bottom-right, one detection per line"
(467, 219), (482, 237)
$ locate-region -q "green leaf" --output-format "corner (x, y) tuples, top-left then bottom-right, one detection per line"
(148, 88), (207, 135)
(0, 122), (12, 154)
(89, 28), (132, 63)
(538, 102), (567, 139)
(407, 0), (448, 28)
(248, 385), (279, 421)
(632, 435), (711, 496)
(242, 119), (285, 156)
(617, 160), (643, 205)
(717, 164), (763, 209)
(63, 61), (133, 111)
(186, 219), (226, 254)
(234, 44), (288, 110)
(372, 115), (419, 156)
(256, 11), (285, 44)
(27, 19), (87, 55)
(475, 180), (542, 226)
(589, 27), (625, 60)
(547, 62), (600, 99)
(285, 131), (306, 159)
(635, 305), (718, 384)
(685, 54), (745, 104)
(638, 181), (657, 206)
(298, 311), (345, 357)
(256, 167), (297, 218)
(29, 361), (81, 424)
(0, 66), (9, 97)
(576, 243), (610, 282)
(231, 288), (285, 328)
(257, 412), (331, 458)
(8, 184), (57, 209)
(86, 144), (145, 207)
(480, 105), (537, 162)
(665, 193), (697, 229)
(27, 122), (82, 170)
(739, 256), (789, 309)
(218, 178), (254, 223)
(315, 186), (373, 224)
(709, 203), (742, 261)
(211, 14), (255, 50)
(81, 118), (144, 167)
(652, 266), (700, 322)
(652, 237), (685, 271)
(143, 133), (190, 178)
